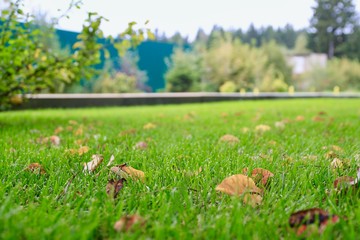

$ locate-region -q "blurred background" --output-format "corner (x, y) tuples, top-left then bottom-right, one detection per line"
(1, 0), (360, 98)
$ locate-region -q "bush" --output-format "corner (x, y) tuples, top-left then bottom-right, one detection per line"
(219, 81), (237, 92)
(296, 58), (360, 91)
(165, 49), (202, 92)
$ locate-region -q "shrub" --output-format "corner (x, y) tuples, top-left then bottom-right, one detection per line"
(219, 81), (237, 92)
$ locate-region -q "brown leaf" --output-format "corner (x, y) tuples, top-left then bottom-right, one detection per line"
(134, 141), (148, 150)
(295, 115), (305, 121)
(106, 178), (125, 198)
(325, 151), (338, 159)
(69, 120), (78, 125)
(78, 146), (90, 155)
(215, 174), (262, 196)
(83, 154), (104, 173)
(50, 135), (60, 146)
(54, 126), (63, 134)
(114, 214), (145, 232)
(119, 128), (137, 136)
(26, 163), (46, 175)
(330, 158), (343, 170)
(312, 116), (325, 122)
(251, 168), (274, 186)
(111, 164), (145, 182)
(219, 134), (239, 144)
(243, 193), (263, 207)
(289, 208), (339, 236)
(331, 145), (343, 152)
(333, 176), (356, 190)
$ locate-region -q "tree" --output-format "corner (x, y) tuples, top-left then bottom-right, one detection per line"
(0, 0), (152, 109)
(310, 0), (357, 58)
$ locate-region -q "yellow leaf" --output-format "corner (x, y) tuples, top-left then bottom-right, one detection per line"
(111, 164), (145, 182)
(143, 123), (156, 130)
(255, 124), (271, 133)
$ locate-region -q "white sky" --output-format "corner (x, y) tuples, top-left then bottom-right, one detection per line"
(12, 0), (360, 39)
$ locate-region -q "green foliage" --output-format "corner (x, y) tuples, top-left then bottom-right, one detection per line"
(165, 36), (292, 92)
(94, 52), (148, 93)
(296, 57), (360, 91)
(219, 81), (237, 92)
(0, 0), (152, 109)
(292, 32), (310, 55)
(310, 0), (357, 58)
(165, 49), (202, 92)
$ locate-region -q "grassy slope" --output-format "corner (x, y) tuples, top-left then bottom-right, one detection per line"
(0, 99), (359, 239)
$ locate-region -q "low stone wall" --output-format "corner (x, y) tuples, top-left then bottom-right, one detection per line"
(15, 92), (360, 109)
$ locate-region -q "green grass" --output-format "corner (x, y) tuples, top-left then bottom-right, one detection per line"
(0, 99), (359, 239)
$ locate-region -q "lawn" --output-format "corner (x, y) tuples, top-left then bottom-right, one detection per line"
(0, 99), (359, 239)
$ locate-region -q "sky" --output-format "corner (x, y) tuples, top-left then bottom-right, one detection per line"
(9, 0), (360, 39)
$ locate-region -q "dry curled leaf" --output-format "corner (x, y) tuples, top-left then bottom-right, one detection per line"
(50, 135), (60, 146)
(111, 164), (145, 182)
(69, 120), (78, 125)
(106, 178), (125, 198)
(114, 214), (145, 232)
(143, 123), (156, 130)
(106, 155), (115, 167)
(330, 158), (343, 170)
(251, 168), (274, 186)
(312, 116), (325, 122)
(325, 151), (338, 159)
(78, 146), (90, 155)
(289, 208), (339, 236)
(83, 154), (104, 173)
(333, 168), (360, 191)
(26, 163), (46, 175)
(134, 141), (148, 150)
(255, 124), (271, 133)
(216, 174), (262, 196)
(331, 145), (343, 152)
(219, 134), (239, 144)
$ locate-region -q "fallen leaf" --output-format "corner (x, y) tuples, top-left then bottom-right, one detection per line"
(184, 167), (203, 177)
(295, 115), (305, 121)
(36, 136), (49, 145)
(106, 178), (125, 198)
(251, 168), (274, 186)
(74, 127), (83, 136)
(106, 155), (115, 167)
(312, 116), (325, 122)
(318, 111), (327, 115)
(333, 167), (360, 191)
(119, 129), (137, 136)
(69, 120), (78, 125)
(268, 140), (277, 145)
(241, 127), (250, 133)
(289, 208), (339, 236)
(255, 124), (271, 133)
(330, 158), (343, 170)
(243, 193), (263, 207)
(143, 123), (156, 130)
(331, 145), (343, 152)
(114, 214), (145, 232)
(221, 112), (228, 118)
(134, 141), (148, 150)
(274, 121), (285, 130)
(325, 151), (338, 159)
(83, 154), (104, 173)
(78, 146), (90, 155)
(50, 135), (60, 146)
(111, 164), (145, 182)
(54, 126), (63, 134)
(219, 134), (239, 144)
(215, 174), (262, 196)
(26, 163), (46, 174)
(333, 176), (356, 190)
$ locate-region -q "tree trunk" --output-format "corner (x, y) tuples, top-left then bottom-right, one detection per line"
(328, 39), (334, 59)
